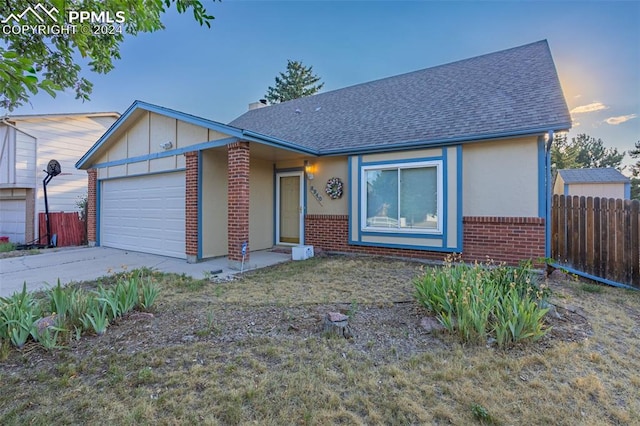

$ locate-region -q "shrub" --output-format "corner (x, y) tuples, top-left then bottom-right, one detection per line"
(0, 283), (41, 349)
(138, 278), (159, 311)
(1, 271), (161, 352)
(0, 241), (16, 252)
(414, 258), (551, 347)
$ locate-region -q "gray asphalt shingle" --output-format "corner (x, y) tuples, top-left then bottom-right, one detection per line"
(229, 40), (571, 153)
(558, 168), (630, 184)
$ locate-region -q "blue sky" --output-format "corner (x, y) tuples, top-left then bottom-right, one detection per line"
(11, 0), (640, 169)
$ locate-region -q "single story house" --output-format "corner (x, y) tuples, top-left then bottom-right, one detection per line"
(76, 40), (571, 265)
(0, 112), (119, 244)
(553, 168), (631, 200)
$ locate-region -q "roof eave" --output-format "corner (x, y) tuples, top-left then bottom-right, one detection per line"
(318, 122), (572, 156)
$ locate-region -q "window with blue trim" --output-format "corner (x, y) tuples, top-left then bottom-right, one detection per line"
(361, 160), (443, 233)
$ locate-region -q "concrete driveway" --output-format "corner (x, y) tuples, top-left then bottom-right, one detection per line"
(0, 246), (290, 297)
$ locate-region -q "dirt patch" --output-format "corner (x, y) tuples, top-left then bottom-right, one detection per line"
(6, 267), (593, 370)
(4, 256), (636, 426)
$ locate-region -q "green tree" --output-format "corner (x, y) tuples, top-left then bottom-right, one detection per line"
(0, 0), (216, 111)
(265, 60), (324, 104)
(551, 133), (625, 176)
(630, 140), (640, 176)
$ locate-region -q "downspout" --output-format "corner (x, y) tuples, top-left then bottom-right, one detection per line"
(545, 130), (554, 259)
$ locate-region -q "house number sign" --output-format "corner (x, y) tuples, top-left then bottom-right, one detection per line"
(310, 185), (323, 205)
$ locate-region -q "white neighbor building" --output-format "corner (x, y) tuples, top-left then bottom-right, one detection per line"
(0, 112), (119, 244)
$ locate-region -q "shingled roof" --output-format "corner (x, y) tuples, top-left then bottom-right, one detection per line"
(557, 168), (630, 184)
(230, 40), (571, 154)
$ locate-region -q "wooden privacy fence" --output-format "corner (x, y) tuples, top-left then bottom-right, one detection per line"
(551, 195), (640, 289)
(38, 212), (86, 247)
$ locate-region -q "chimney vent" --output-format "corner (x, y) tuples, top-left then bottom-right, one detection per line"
(249, 100), (268, 111)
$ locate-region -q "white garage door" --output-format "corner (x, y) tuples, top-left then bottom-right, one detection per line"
(100, 172), (185, 259)
(0, 199), (26, 244)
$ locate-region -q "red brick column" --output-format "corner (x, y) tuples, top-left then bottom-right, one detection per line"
(87, 169), (97, 246)
(185, 151), (199, 262)
(228, 141), (250, 263)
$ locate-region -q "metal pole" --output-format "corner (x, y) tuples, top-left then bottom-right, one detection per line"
(43, 174), (53, 247)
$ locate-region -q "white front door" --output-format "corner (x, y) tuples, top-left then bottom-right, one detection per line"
(276, 171), (304, 245)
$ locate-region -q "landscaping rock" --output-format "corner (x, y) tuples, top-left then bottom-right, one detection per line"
(327, 312), (348, 322)
(35, 314), (58, 334)
(549, 268), (571, 281)
(420, 316), (445, 334)
(323, 312), (353, 339)
(540, 301), (563, 319)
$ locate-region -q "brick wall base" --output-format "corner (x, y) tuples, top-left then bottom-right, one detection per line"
(462, 216), (545, 265)
(305, 214), (545, 265)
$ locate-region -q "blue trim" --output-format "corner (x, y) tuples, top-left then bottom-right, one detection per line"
(456, 145), (463, 251)
(360, 156), (443, 166)
(545, 132), (554, 258)
(357, 155), (362, 242)
(95, 179), (101, 246)
(563, 184), (569, 197)
(350, 151), (464, 251)
(91, 137), (236, 169)
(320, 123), (572, 156)
(360, 231), (443, 239)
(272, 164), (277, 245)
(347, 156), (354, 244)
(537, 138), (546, 218)
(624, 182), (631, 199)
(97, 168), (187, 182)
(303, 170), (307, 245)
(197, 151), (203, 260)
(349, 240), (460, 253)
(442, 147), (448, 247)
(551, 263), (637, 290)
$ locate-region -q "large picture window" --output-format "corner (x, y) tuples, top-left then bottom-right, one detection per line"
(362, 161), (442, 233)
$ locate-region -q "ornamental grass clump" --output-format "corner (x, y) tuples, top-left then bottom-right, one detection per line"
(0, 270), (161, 351)
(414, 257), (551, 347)
(0, 283), (40, 349)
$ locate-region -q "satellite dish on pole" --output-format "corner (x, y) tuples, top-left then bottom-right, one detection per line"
(47, 159), (61, 177)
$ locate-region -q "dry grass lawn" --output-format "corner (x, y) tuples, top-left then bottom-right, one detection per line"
(1, 255), (639, 425)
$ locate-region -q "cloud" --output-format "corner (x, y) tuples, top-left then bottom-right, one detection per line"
(605, 114), (637, 125)
(570, 102), (608, 114)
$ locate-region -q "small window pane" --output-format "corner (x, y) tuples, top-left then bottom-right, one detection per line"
(366, 169), (398, 228)
(400, 167), (437, 229)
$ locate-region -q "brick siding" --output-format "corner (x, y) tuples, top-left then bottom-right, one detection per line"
(305, 214), (545, 265)
(462, 216), (545, 264)
(227, 142), (250, 262)
(185, 152), (199, 258)
(87, 169), (97, 244)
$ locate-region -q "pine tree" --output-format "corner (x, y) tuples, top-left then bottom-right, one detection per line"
(265, 60), (324, 104)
